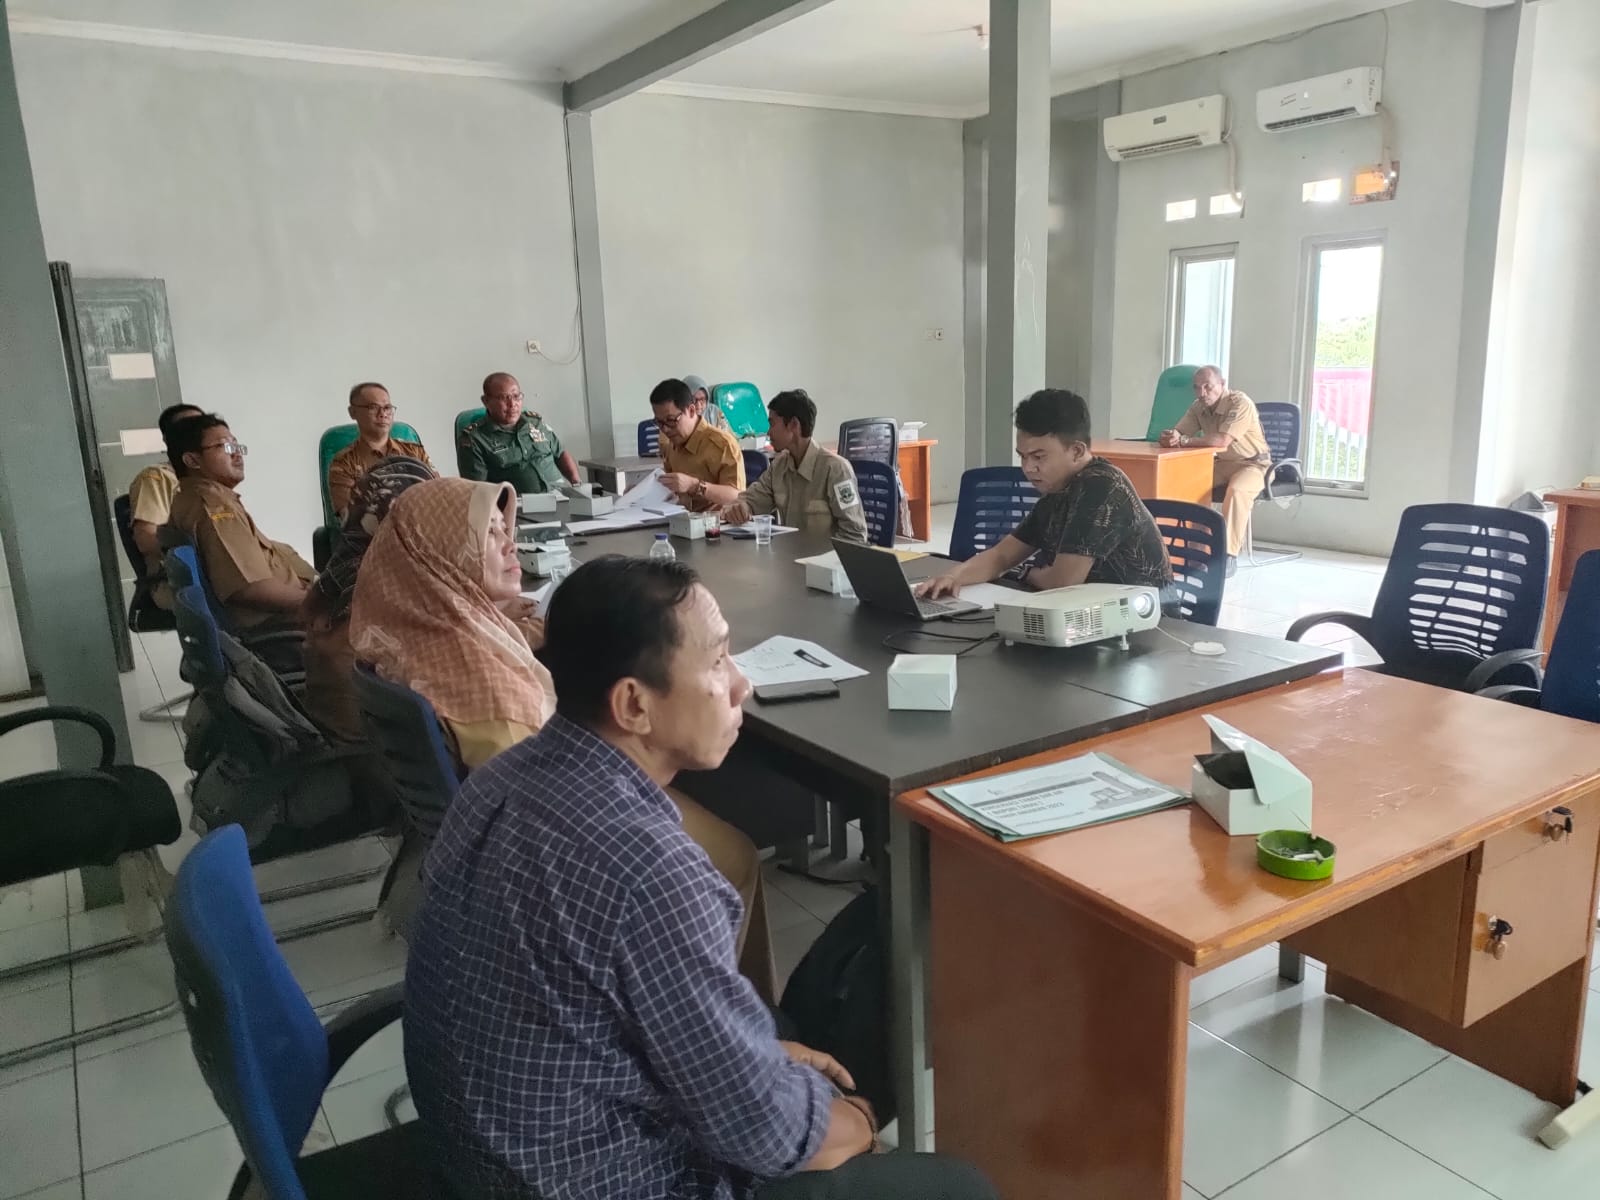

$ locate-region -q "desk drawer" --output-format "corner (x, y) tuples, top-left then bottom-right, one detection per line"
(1461, 795), (1600, 1024)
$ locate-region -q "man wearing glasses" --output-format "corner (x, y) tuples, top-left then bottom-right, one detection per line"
(650, 377), (745, 512)
(326, 382), (432, 519)
(166, 413), (313, 633)
(459, 372), (580, 494)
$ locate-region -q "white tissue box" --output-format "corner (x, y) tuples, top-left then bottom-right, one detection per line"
(670, 512), (713, 540)
(525, 544), (572, 578)
(567, 487), (613, 518)
(887, 654), (957, 711)
(1191, 715), (1313, 836)
(805, 563), (851, 594)
(519, 492), (558, 516)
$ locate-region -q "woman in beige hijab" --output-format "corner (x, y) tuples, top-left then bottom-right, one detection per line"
(350, 478), (774, 999)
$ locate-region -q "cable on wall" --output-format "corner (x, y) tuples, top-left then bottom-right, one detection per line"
(532, 301), (583, 366)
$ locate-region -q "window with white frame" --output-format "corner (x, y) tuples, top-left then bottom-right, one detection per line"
(1166, 245), (1236, 378)
(1299, 235), (1385, 491)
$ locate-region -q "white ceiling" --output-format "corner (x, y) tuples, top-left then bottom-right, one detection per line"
(11, 0), (1409, 114)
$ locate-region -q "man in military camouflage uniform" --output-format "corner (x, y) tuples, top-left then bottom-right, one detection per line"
(459, 372), (580, 494)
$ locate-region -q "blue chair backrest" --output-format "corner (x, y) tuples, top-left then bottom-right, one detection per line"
(172, 584), (227, 687)
(165, 543), (234, 634)
(1256, 403), (1300, 464)
(949, 467), (1038, 561)
(1145, 500), (1226, 626)
(838, 418), (898, 469)
(166, 825), (327, 1200)
(352, 663), (462, 839)
(637, 420), (660, 457)
(742, 449), (769, 484)
(1541, 549), (1600, 724)
(1371, 503), (1550, 673)
(849, 459), (898, 549)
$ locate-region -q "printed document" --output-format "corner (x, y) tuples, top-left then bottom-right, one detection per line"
(734, 636), (868, 687)
(931, 754), (1187, 841)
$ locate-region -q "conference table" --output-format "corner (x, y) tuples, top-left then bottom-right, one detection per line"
(546, 524), (1342, 1140)
(899, 670), (1600, 1198)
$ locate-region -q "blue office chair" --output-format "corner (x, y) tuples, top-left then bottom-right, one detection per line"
(742, 448), (769, 484)
(166, 543), (305, 686)
(850, 459), (898, 549)
(1288, 503), (1550, 691)
(637, 419), (661, 457)
(1470, 549), (1600, 723)
(1145, 500), (1226, 626)
(166, 826), (433, 1200)
(1226, 402), (1305, 566)
(949, 467), (1039, 561)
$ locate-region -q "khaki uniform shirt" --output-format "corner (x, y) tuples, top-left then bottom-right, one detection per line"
(168, 477), (314, 628)
(740, 441), (868, 543)
(1175, 389), (1270, 464)
(662, 419), (746, 512)
(128, 463), (180, 598)
(459, 413), (566, 494)
(326, 437), (432, 518)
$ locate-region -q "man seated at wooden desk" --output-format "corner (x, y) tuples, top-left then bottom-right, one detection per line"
(459, 371), (581, 494)
(722, 388), (867, 542)
(326, 381), (431, 520)
(1157, 364), (1270, 575)
(652, 376), (746, 512)
(404, 555), (994, 1200)
(127, 402), (202, 610)
(920, 388), (1174, 600)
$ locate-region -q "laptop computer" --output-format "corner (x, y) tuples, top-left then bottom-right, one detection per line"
(830, 538), (981, 622)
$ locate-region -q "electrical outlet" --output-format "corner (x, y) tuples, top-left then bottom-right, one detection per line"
(526, 340), (541, 355)
(925, 328), (945, 342)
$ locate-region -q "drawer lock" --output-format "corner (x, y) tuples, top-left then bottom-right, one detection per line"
(1544, 806), (1575, 841)
(1486, 916), (1515, 960)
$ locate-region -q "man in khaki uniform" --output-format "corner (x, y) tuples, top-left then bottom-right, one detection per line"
(650, 378), (745, 513)
(128, 402), (203, 609)
(722, 389), (867, 543)
(165, 414), (314, 632)
(326, 381), (432, 518)
(1160, 366), (1270, 571)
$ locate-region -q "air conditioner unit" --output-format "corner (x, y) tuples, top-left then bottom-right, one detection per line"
(1103, 95), (1226, 162)
(1257, 68), (1383, 133)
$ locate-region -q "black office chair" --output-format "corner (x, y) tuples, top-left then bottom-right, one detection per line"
(1288, 503), (1550, 691)
(113, 494), (193, 722)
(1145, 500), (1227, 625)
(838, 417), (898, 470)
(0, 704), (182, 1067)
(1219, 403), (1305, 567)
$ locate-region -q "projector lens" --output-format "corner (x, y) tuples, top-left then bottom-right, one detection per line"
(1132, 591), (1156, 619)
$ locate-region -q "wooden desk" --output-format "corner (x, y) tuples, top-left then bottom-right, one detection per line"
(1093, 440), (1218, 505)
(899, 671), (1600, 1199)
(1544, 488), (1600, 649)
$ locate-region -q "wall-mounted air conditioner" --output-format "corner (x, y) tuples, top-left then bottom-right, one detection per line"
(1103, 95), (1226, 162)
(1257, 68), (1383, 133)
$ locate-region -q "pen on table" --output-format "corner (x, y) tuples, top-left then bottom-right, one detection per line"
(793, 648), (829, 669)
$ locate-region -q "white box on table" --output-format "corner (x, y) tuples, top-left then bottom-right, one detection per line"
(670, 512), (713, 540)
(519, 492), (558, 516)
(1191, 714), (1313, 836)
(887, 654), (957, 711)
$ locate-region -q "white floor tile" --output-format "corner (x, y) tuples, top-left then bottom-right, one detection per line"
(766, 871), (859, 924)
(0, 920), (69, 990)
(69, 942), (180, 1052)
(1217, 1115), (1494, 1199)
(761, 879), (816, 934)
(0, 978), (73, 1079)
(1190, 945), (1280, 1010)
(1192, 971), (1447, 1111)
(0, 1066), (80, 1199)
(263, 876), (383, 938)
(1580, 992), (1600, 1083)
(0, 718), (58, 780)
(0, 876), (68, 934)
(326, 1016), (405, 1089)
(1182, 1186), (1204, 1200)
(75, 1028), (227, 1172)
(276, 919), (408, 1001)
(1183, 1025), (1345, 1197)
(771, 915), (824, 994)
(305, 965), (406, 1014)
(252, 836), (393, 897)
(123, 716), (183, 771)
(80, 1126), (241, 1200)
(322, 1064), (412, 1145)
(1361, 1057), (1600, 1200)
(10, 1183), (81, 1200)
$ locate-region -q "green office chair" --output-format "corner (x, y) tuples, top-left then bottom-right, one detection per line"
(1143, 365), (1199, 441)
(711, 382), (768, 439)
(454, 407), (487, 477)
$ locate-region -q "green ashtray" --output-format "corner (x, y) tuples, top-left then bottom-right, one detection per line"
(1256, 830), (1336, 881)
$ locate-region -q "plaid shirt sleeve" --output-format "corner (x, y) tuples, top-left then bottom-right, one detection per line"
(615, 840), (831, 1178)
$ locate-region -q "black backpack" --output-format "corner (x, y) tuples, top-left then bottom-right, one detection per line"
(777, 886), (895, 1126)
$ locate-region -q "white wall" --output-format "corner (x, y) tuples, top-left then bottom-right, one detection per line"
(1046, 117), (1100, 400)
(13, 36), (585, 553)
(591, 94), (967, 500)
(1478, 0), (1600, 503)
(1106, 0), (1488, 555)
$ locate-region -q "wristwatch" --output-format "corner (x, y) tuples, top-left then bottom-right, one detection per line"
(1178, 435), (1190, 447)
(695, 480), (708, 500)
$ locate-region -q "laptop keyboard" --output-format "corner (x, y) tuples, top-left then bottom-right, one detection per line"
(915, 596), (967, 618)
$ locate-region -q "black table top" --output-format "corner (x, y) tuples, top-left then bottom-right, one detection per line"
(557, 528), (1340, 796)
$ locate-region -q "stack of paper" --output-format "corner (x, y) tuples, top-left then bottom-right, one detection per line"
(565, 507), (683, 536)
(733, 636), (868, 687)
(931, 754), (1187, 842)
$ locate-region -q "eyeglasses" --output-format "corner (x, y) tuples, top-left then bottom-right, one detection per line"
(654, 410), (693, 430)
(487, 392), (523, 404)
(353, 404), (397, 416)
(202, 440), (248, 457)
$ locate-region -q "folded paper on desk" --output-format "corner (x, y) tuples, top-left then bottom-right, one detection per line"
(1191, 715), (1313, 836)
(734, 636), (868, 688)
(564, 506), (682, 536)
(520, 581), (557, 619)
(931, 754), (1187, 842)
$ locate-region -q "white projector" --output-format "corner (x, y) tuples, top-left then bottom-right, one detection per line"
(994, 584), (1162, 649)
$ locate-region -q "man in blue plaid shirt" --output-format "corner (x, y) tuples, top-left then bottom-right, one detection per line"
(404, 555), (994, 1200)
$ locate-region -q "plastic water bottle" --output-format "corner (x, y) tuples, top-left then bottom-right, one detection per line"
(648, 533), (676, 563)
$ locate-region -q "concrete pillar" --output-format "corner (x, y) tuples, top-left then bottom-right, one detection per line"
(982, 0), (1052, 462)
